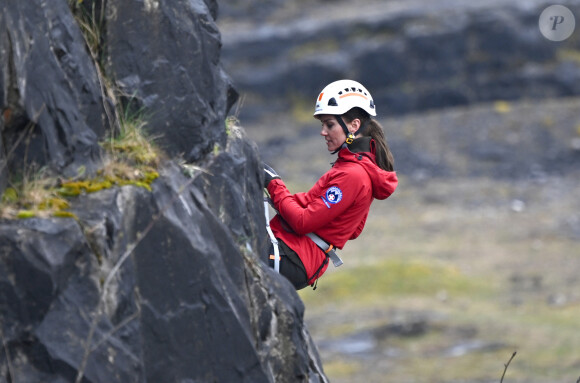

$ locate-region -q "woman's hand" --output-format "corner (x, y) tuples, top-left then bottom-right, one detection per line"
(263, 163), (281, 188)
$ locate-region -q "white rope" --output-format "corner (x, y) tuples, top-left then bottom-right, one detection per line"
(264, 198), (280, 272)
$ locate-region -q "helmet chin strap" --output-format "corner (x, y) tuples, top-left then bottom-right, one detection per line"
(334, 115), (355, 145)
(335, 115), (366, 146)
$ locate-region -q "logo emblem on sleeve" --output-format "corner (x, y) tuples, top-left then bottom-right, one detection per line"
(325, 186), (343, 205)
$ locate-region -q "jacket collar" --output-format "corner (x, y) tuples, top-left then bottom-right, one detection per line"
(346, 136), (372, 153)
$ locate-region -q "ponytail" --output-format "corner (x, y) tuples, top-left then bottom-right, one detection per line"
(365, 119), (395, 171)
(342, 108), (395, 172)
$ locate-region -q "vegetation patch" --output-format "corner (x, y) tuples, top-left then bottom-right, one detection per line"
(58, 170), (159, 197)
(322, 359), (361, 380)
(1, 166), (73, 219)
(300, 258), (492, 307)
(1, 145), (160, 220)
(1, 93), (161, 220)
(1, 95), (162, 219)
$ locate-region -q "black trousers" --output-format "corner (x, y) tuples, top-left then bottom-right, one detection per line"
(267, 240), (309, 290)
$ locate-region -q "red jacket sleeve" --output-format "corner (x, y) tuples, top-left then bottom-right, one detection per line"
(266, 169), (362, 235)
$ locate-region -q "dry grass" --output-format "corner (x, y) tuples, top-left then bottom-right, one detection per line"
(1, 111), (161, 219)
(101, 107), (162, 170)
(0, 166), (68, 219)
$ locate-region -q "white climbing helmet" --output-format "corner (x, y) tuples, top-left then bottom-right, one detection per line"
(314, 79), (376, 117)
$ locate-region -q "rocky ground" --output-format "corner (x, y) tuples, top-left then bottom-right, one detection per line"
(241, 96), (580, 382)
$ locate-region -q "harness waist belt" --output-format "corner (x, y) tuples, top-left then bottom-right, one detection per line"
(306, 233), (343, 267)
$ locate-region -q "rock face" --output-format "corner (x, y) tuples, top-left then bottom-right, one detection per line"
(105, 0), (238, 162)
(0, 148), (326, 383)
(0, 0), (108, 180)
(0, 0), (327, 382)
(219, 0), (580, 123)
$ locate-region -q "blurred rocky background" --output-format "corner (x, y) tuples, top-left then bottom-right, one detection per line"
(218, 0), (580, 382)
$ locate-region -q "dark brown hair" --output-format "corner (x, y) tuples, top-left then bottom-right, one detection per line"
(342, 107), (395, 171)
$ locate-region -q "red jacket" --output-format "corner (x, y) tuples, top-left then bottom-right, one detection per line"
(267, 139), (398, 283)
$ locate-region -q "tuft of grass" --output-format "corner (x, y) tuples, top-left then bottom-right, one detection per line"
(0, 164), (159, 220)
(68, 0), (105, 63)
(0, 167), (71, 219)
(1, 110), (161, 219)
(101, 98), (162, 169)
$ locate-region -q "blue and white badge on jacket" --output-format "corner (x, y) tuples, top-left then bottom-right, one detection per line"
(323, 186), (343, 207)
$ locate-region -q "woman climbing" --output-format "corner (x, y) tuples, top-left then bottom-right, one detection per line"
(263, 79), (398, 290)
